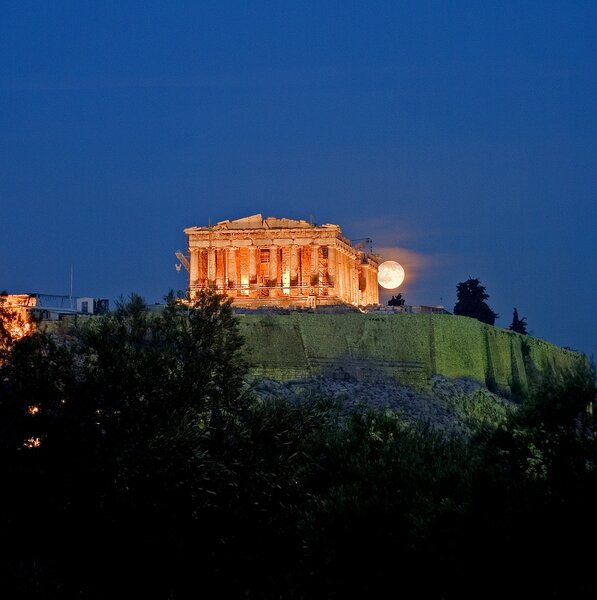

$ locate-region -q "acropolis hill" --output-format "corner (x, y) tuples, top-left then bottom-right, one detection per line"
(236, 312), (581, 400)
(169, 213), (582, 399)
(180, 214), (380, 308)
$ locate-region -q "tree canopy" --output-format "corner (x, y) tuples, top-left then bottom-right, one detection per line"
(0, 290), (250, 597)
(509, 307), (528, 334)
(453, 277), (498, 325)
(388, 293), (405, 307)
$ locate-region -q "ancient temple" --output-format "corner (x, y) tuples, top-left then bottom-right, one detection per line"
(181, 214), (380, 308)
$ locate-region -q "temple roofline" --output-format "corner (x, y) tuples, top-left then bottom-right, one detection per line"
(184, 214), (342, 235)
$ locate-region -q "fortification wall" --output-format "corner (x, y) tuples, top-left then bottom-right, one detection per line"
(237, 313), (581, 397)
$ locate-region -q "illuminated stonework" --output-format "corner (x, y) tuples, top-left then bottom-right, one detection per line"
(0, 294), (35, 343)
(182, 214), (380, 307)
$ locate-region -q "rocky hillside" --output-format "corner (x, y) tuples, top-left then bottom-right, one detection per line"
(237, 312), (582, 399)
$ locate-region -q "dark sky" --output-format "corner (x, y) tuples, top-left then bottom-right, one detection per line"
(1, 1), (596, 358)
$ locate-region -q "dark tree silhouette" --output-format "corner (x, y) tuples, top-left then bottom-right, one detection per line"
(453, 277), (498, 325)
(0, 290), (249, 597)
(509, 307), (528, 335)
(388, 293), (405, 307)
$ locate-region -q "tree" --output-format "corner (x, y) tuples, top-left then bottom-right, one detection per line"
(464, 360), (597, 597)
(0, 289), (250, 597)
(388, 293), (405, 307)
(509, 308), (528, 335)
(453, 277), (498, 325)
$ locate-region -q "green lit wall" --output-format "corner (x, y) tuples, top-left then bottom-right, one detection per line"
(238, 313), (582, 398)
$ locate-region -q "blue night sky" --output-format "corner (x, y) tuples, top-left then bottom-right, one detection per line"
(1, 1), (596, 358)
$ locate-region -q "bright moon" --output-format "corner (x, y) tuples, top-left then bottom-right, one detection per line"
(378, 261), (405, 289)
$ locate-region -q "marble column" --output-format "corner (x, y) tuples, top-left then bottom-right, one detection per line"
(227, 247), (237, 292)
(197, 249), (205, 286)
(310, 244), (319, 288)
(345, 255), (351, 303)
(328, 246), (336, 291)
(216, 249), (225, 290)
(338, 251), (348, 301)
(190, 248), (199, 286)
(249, 246), (258, 287)
(290, 245), (299, 294)
(269, 246), (278, 289)
(207, 247), (216, 285)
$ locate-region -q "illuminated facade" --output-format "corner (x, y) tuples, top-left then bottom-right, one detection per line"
(0, 294), (35, 343)
(182, 214), (380, 307)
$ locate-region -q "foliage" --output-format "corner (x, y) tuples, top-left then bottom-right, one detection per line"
(388, 293), (405, 307)
(461, 359), (597, 597)
(432, 376), (514, 430)
(0, 290), (249, 597)
(509, 307), (528, 334)
(0, 292), (595, 598)
(453, 277), (498, 326)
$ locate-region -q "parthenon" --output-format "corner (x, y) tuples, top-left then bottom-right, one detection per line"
(182, 214), (380, 308)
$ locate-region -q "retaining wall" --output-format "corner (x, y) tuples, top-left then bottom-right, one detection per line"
(237, 313), (581, 397)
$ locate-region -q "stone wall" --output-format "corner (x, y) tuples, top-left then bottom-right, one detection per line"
(238, 313), (583, 398)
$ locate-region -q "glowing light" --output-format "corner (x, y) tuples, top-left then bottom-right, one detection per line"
(282, 270), (290, 295)
(0, 295), (35, 346)
(28, 405), (40, 415)
(9, 321), (32, 339)
(377, 261), (405, 289)
(240, 273), (249, 295)
(24, 437), (41, 448)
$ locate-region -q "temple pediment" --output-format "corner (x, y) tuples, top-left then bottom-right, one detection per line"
(262, 216), (311, 229)
(210, 214), (313, 231)
(213, 214), (265, 230)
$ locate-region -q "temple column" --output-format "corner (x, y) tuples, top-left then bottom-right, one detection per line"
(338, 254), (342, 300)
(290, 245), (299, 295)
(371, 269), (379, 304)
(207, 247), (216, 286)
(364, 268), (371, 305)
(345, 255), (352, 303)
(227, 247), (237, 294)
(344, 253), (349, 302)
(310, 244), (319, 291)
(328, 246), (336, 293)
(216, 249), (225, 291)
(373, 269), (378, 304)
(339, 252), (348, 302)
(370, 268), (378, 304)
(300, 247), (308, 295)
(190, 249), (199, 286)
(197, 249), (206, 286)
(249, 246), (258, 288)
(336, 251), (343, 300)
(269, 246), (278, 291)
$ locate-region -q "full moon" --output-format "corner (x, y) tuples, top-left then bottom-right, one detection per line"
(377, 260), (405, 289)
